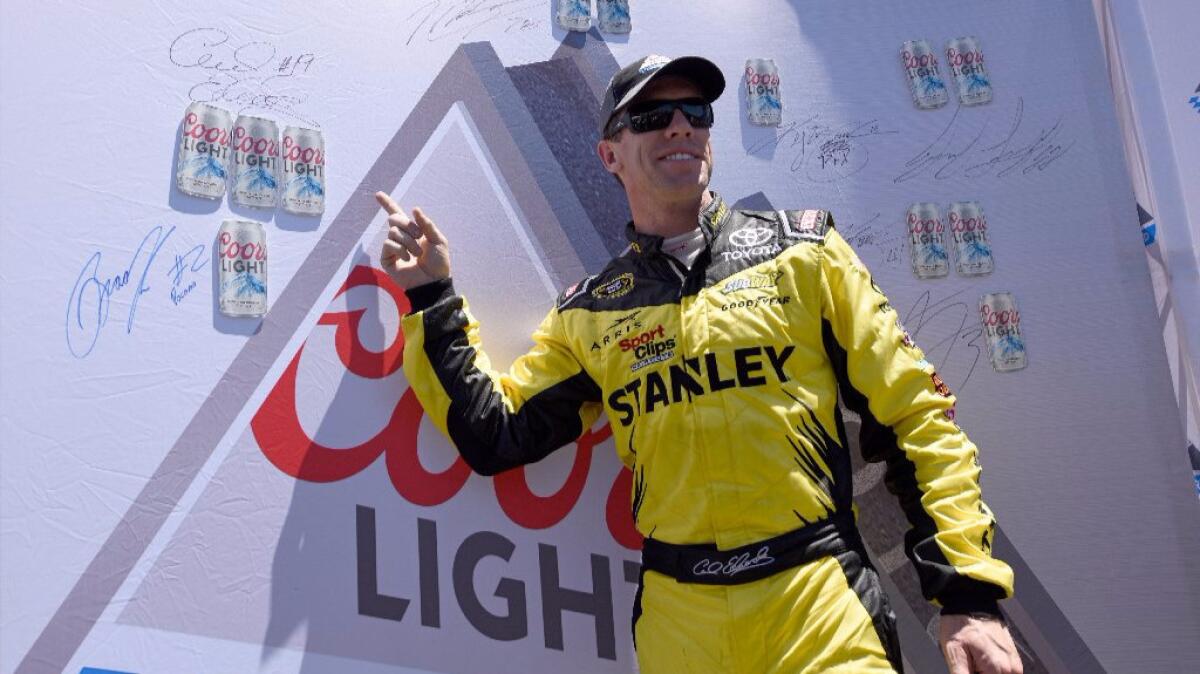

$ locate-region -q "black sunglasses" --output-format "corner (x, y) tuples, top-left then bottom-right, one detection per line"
(605, 98), (714, 138)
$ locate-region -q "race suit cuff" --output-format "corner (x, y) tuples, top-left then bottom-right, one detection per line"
(939, 598), (1003, 618)
(405, 277), (456, 314)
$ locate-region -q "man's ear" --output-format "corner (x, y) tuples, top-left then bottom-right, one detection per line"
(597, 138), (621, 175)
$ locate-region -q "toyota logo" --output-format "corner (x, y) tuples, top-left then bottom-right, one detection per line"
(729, 227), (775, 248)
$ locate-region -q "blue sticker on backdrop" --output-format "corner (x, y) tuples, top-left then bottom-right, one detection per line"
(1137, 203), (1157, 246)
(81, 668), (137, 674)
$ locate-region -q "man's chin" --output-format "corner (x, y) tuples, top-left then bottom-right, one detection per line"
(655, 169), (709, 195)
(655, 181), (707, 202)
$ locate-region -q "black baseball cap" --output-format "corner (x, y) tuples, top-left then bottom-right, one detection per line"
(599, 54), (726, 137)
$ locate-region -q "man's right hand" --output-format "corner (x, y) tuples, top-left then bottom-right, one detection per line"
(376, 191), (451, 290)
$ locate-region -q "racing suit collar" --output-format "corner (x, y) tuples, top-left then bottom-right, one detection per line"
(698, 191), (729, 243)
(623, 191), (729, 256)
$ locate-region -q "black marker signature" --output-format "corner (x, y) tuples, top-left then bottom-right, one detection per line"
(747, 116), (898, 184)
(837, 212), (905, 269)
(894, 97), (1075, 183)
(405, 0), (543, 45)
(169, 28), (317, 125)
(66, 226), (175, 358)
(901, 289), (984, 392)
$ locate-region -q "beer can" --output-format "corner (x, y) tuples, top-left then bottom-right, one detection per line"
(946, 36), (992, 106)
(217, 219), (268, 318)
(232, 115), (280, 209)
(176, 102), (232, 199)
(556, 0), (591, 32)
(979, 292), (1026, 372)
(906, 203), (949, 279)
(281, 126), (325, 216)
(745, 59), (783, 127)
(948, 201), (994, 276)
(901, 40), (949, 110)
(597, 0), (631, 34)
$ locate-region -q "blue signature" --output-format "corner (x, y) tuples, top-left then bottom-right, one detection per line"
(65, 225), (176, 358)
(168, 244), (208, 305)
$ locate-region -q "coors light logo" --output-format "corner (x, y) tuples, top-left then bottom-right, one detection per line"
(217, 220), (268, 317)
(948, 201), (994, 276)
(176, 102), (233, 199)
(232, 116), (280, 208)
(906, 203), (949, 278)
(979, 292), (1026, 372)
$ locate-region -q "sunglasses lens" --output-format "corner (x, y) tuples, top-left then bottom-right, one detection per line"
(629, 107), (673, 133)
(680, 102), (714, 128)
(625, 99), (712, 134)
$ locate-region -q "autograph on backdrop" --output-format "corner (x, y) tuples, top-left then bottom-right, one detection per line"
(894, 96), (1075, 183)
(900, 289), (985, 392)
(66, 226), (208, 359)
(404, 0), (544, 45)
(835, 212), (906, 271)
(747, 115), (898, 183)
(169, 27), (318, 125)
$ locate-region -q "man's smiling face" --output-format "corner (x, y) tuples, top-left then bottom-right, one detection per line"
(599, 76), (713, 203)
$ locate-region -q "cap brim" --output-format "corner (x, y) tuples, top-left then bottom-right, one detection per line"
(612, 56), (726, 112)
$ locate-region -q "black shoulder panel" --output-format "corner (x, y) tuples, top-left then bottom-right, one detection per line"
(703, 208), (831, 287)
(557, 257), (681, 313)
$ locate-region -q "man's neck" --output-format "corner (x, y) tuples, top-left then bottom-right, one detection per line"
(629, 189), (712, 238)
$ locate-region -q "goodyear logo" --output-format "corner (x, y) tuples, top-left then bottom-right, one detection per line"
(592, 272), (635, 300)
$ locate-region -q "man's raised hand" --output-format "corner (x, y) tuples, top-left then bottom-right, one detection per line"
(376, 191), (451, 290)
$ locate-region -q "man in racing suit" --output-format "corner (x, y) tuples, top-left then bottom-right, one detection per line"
(378, 54), (1022, 674)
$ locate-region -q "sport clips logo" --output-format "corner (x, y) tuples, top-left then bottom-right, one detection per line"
(620, 324), (675, 372)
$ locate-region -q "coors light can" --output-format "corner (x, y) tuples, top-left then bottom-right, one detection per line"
(281, 126), (325, 215)
(597, 0), (630, 33)
(745, 59), (783, 126)
(901, 40), (949, 110)
(232, 115), (280, 209)
(980, 292), (1026, 372)
(218, 220), (268, 318)
(176, 102), (232, 199)
(948, 201), (994, 276)
(946, 36), (992, 106)
(907, 203), (949, 278)
(556, 0), (591, 32)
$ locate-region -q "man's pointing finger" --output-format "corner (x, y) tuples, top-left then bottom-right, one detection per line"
(375, 191), (404, 217)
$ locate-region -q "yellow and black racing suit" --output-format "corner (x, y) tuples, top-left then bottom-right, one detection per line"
(401, 193), (1014, 673)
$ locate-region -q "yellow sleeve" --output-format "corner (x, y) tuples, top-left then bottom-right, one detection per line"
(401, 278), (602, 476)
(818, 225), (1014, 612)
